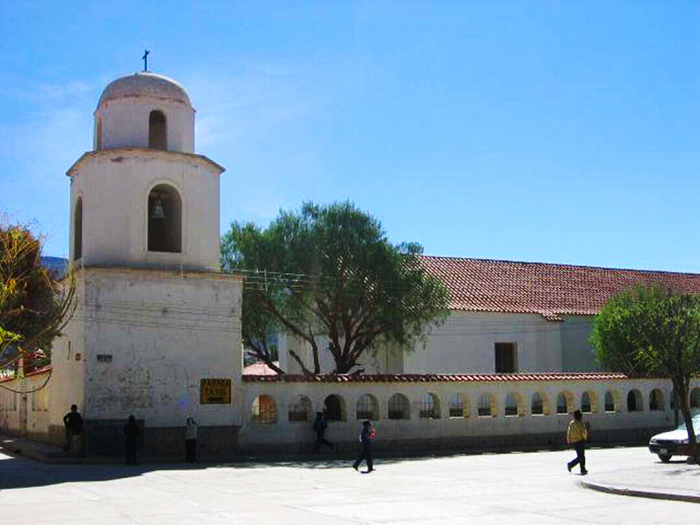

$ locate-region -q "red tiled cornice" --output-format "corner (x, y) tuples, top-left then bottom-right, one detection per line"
(242, 372), (632, 383)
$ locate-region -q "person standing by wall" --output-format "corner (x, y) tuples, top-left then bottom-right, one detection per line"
(566, 410), (588, 475)
(185, 417), (198, 463)
(352, 420), (376, 473)
(124, 415), (140, 465)
(62, 405), (83, 454)
(312, 412), (333, 453)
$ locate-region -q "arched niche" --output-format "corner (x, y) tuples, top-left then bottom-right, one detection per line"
(148, 184), (182, 253)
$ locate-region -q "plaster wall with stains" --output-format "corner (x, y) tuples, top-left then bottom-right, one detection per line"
(51, 267), (243, 429)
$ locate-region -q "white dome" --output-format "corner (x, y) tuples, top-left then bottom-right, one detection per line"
(98, 72), (192, 109)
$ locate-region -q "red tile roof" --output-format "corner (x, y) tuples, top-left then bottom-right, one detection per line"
(420, 256), (700, 320)
(242, 372), (631, 383)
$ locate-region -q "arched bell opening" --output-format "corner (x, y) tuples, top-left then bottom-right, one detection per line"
(148, 184), (181, 253)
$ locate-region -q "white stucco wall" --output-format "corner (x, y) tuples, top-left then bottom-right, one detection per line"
(69, 149), (222, 271)
(560, 315), (599, 372)
(403, 311), (563, 374)
(238, 377), (694, 448)
(96, 98), (195, 153)
(50, 267), (243, 430)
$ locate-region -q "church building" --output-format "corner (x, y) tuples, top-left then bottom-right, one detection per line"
(2, 69), (699, 459)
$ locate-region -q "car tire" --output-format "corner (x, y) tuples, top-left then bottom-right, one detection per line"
(657, 453), (672, 463)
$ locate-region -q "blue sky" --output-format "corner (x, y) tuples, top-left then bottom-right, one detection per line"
(1, 1), (699, 272)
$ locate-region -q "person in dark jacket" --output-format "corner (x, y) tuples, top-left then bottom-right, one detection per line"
(352, 420), (375, 473)
(62, 405), (83, 453)
(313, 412), (333, 453)
(124, 415), (140, 465)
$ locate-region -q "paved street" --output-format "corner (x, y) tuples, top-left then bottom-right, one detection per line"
(0, 446), (696, 524)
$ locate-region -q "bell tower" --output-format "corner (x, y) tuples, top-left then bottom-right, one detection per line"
(51, 70), (243, 458)
(68, 71), (223, 271)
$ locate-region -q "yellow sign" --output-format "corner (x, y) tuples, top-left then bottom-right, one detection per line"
(200, 378), (232, 404)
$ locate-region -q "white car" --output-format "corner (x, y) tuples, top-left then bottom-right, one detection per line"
(648, 413), (700, 462)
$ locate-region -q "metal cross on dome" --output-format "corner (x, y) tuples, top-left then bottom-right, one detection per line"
(142, 49), (150, 71)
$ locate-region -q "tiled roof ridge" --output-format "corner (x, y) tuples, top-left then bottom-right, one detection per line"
(242, 372), (648, 383)
(419, 254), (700, 278)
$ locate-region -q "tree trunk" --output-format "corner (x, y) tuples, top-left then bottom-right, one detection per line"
(675, 381), (698, 462)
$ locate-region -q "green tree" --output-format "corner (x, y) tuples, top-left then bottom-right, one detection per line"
(591, 285), (700, 457)
(1, 224), (75, 375)
(221, 201), (450, 374)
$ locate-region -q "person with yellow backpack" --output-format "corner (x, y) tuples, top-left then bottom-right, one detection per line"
(566, 410), (588, 475)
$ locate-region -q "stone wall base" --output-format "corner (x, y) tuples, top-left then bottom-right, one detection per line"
(234, 426), (670, 458)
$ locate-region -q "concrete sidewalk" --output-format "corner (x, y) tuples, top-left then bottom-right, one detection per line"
(581, 460), (700, 504)
(2, 433), (699, 504)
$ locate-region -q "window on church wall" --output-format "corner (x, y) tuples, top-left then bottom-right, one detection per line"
(627, 389), (643, 412)
(356, 394), (378, 421)
(323, 394), (345, 421)
(388, 393), (410, 420)
(448, 393), (468, 418)
(148, 185), (182, 253)
(556, 392), (569, 414)
(478, 393), (493, 417)
(495, 342), (517, 373)
(419, 392), (440, 419)
(252, 395), (276, 423)
(148, 110), (167, 150)
(581, 392), (591, 414)
(73, 198), (83, 260)
(649, 389), (664, 411)
(604, 391), (615, 413)
(504, 393), (519, 416)
(531, 393), (544, 415)
(288, 395), (312, 422)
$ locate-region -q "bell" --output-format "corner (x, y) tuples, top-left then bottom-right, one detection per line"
(151, 198), (166, 219)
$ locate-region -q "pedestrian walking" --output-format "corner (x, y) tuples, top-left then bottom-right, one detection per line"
(566, 409), (588, 475)
(352, 420), (376, 473)
(62, 404), (83, 453)
(313, 412), (333, 452)
(124, 415), (140, 465)
(185, 416), (198, 463)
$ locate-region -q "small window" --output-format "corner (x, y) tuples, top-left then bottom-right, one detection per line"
(649, 389), (664, 411)
(388, 393), (410, 420)
(420, 392), (440, 419)
(581, 392), (591, 414)
(73, 198), (83, 260)
(557, 392), (569, 414)
(604, 391), (615, 413)
(531, 393), (544, 415)
(324, 394), (344, 421)
(627, 389), (643, 412)
(288, 395), (312, 422)
(495, 342), (517, 373)
(478, 393), (493, 417)
(504, 393), (519, 416)
(448, 393), (468, 418)
(149, 110), (167, 150)
(252, 395), (276, 423)
(356, 394), (378, 421)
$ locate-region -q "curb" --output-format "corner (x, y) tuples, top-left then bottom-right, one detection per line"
(579, 479), (700, 504)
